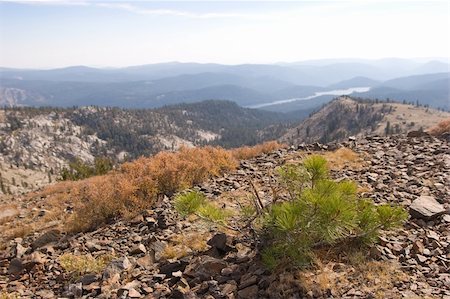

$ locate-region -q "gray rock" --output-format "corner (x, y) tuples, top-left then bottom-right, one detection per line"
(31, 229), (61, 250)
(8, 258), (23, 275)
(130, 243), (147, 255)
(80, 273), (98, 285)
(103, 256), (132, 279)
(68, 282), (82, 297)
(184, 256), (228, 281)
(409, 196), (446, 219)
(207, 233), (230, 253)
(237, 285), (258, 299)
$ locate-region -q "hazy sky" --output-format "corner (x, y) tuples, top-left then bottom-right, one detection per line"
(0, 0), (449, 68)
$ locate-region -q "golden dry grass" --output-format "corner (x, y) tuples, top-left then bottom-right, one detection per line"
(322, 147), (366, 171)
(231, 141), (285, 160)
(59, 253), (114, 278)
(297, 260), (409, 299)
(161, 232), (210, 260)
(0, 292), (19, 299)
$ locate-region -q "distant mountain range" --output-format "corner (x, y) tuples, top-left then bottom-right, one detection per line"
(1, 58), (449, 111)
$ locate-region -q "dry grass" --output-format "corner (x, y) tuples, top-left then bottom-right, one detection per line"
(161, 232), (210, 260)
(267, 260), (410, 299)
(428, 118), (450, 136)
(0, 292), (19, 299)
(6, 224), (33, 240)
(322, 147), (366, 170)
(231, 141), (285, 160)
(59, 253), (114, 278)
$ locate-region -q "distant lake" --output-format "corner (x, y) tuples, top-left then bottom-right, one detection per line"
(250, 87), (371, 109)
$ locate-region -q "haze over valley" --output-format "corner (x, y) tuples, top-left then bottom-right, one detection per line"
(1, 59), (449, 112)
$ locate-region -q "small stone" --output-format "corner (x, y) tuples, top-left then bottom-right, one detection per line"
(68, 282), (82, 297)
(136, 254), (154, 269)
(130, 243), (147, 255)
(239, 274), (258, 289)
(80, 274), (98, 285)
(237, 285), (258, 299)
(412, 240), (425, 254)
(416, 254), (427, 263)
(8, 258), (23, 275)
(128, 288), (142, 298)
(207, 233), (228, 252)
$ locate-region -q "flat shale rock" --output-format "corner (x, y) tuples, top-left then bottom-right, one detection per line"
(409, 196), (446, 219)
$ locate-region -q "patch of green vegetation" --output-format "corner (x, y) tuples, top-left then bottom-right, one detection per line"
(174, 190), (232, 223)
(174, 191), (206, 217)
(60, 157), (114, 181)
(261, 155), (407, 269)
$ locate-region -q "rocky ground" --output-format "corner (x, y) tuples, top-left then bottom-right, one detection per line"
(0, 133), (449, 298)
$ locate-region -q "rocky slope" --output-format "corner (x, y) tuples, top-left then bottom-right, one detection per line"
(281, 96), (450, 144)
(0, 133), (449, 298)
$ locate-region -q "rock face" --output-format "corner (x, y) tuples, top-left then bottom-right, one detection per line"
(0, 134), (449, 298)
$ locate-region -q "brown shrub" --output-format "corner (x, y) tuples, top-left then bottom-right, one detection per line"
(67, 173), (152, 232)
(121, 146), (237, 196)
(231, 141), (285, 160)
(65, 143), (282, 232)
(68, 146), (236, 232)
(428, 118), (450, 136)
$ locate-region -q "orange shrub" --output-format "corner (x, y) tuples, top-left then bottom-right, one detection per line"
(231, 141), (285, 160)
(67, 174), (151, 232)
(428, 119), (450, 136)
(68, 146), (236, 232)
(67, 143), (282, 232)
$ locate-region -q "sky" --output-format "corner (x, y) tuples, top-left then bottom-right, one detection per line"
(0, 0), (449, 68)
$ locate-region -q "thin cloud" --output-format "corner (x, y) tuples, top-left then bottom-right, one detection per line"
(95, 2), (276, 20)
(1, 0), (280, 20)
(1, 0), (90, 5)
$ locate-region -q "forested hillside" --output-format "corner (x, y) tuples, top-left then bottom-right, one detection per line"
(281, 96), (450, 144)
(0, 100), (297, 195)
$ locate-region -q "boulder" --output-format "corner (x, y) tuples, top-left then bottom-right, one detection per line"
(409, 196), (446, 219)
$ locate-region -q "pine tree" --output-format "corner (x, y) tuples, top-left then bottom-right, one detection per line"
(385, 121), (391, 135)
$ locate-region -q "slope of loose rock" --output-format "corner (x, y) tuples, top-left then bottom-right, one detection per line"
(0, 134), (449, 298)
